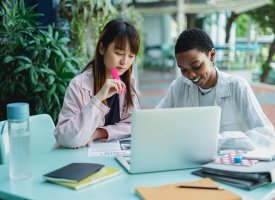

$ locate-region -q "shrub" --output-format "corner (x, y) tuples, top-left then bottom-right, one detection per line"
(0, 0), (80, 122)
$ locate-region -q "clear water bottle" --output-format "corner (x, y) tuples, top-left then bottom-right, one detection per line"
(7, 103), (31, 180)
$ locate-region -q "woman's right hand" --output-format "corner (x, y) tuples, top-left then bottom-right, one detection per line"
(95, 79), (125, 101)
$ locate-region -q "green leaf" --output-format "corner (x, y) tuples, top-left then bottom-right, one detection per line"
(47, 25), (53, 37)
(45, 37), (51, 44)
(52, 93), (60, 107)
(47, 101), (54, 111)
(57, 84), (67, 94)
(57, 37), (70, 45)
(52, 49), (65, 61)
(70, 57), (80, 67)
(29, 67), (38, 85)
(39, 68), (57, 76)
(60, 72), (75, 79)
(35, 96), (44, 113)
(19, 0), (26, 14)
(47, 75), (55, 85)
(54, 31), (59, 42)
(12, 64), (32, 74)
(14, 56), (32, 64)
(44, 49), (51, 61)
(33, 85), (45, 93)
(60, 46), (69, 57)
(31, 49), (39, 59)
(4, 56), (14, 63)
(47, 84), (56, 100)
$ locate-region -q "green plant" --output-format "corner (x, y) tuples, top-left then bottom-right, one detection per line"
(0, 0), (80, 122)
(248, 0), (275, 82)
(58, 0), (144, 69)
(235, 14), (250, 37)
(58, 0), (116, 66)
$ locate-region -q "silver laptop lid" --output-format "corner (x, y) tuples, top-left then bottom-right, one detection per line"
(130, 106), (221, 173)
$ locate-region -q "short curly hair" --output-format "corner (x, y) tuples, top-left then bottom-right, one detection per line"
(175, 28), (214, 54)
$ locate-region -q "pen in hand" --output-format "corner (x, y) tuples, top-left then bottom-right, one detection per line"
(178, 185), (224, 190)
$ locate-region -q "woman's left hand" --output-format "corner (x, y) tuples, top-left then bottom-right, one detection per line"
(86, 128), (108, 147)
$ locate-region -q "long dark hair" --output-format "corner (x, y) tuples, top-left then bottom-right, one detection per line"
(83, 19), (140, 109)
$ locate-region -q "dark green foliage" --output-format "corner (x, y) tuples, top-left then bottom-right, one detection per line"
(248, 0), (275, 33)
(0, 0), (80, 123)
(248, 0), (275, 82)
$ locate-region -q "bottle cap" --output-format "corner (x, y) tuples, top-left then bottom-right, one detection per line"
(7, 103), (29, 121)
(234, 155), (243, 164)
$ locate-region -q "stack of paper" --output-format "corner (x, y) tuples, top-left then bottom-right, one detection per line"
(43, 163), (121, 190)
(193, 160), (275, 190)
(244, 149), (275, 161)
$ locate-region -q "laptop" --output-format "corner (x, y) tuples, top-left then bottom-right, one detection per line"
(116, 106), (221, 174)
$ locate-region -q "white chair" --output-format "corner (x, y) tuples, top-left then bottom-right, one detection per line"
(0, 120), (6, 165)
(0, 114), (56, 165)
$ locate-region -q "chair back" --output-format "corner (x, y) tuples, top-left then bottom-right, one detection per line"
(0, 120), (7, 165)
(0, 114), (55, 165)
(30, 114), (56, 154)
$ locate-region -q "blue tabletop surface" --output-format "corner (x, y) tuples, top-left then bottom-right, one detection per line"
(0, 148), (275, 200)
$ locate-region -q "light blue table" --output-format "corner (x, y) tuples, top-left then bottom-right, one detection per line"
(0, 148), (275, 200)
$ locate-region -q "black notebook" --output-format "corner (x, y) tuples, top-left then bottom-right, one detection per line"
(43, 163), (104, 183)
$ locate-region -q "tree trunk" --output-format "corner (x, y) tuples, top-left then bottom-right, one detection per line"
(261, 37), (275, 82)
(225, 12), (239, 43)
(186, 14), (196, 29)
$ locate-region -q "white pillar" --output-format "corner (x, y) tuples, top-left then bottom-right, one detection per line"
(177, 0), (185, 35)
(176, 0), (185, 77)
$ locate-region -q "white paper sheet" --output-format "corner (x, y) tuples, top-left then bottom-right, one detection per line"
(88, 137), (130, 157)
(244, 148), (275, 161)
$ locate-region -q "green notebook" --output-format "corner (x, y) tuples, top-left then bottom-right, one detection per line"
(43, 163), (104, 183)
(45, 166), (121, 190)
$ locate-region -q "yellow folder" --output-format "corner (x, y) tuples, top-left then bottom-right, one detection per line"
(136, 178), (241, 200)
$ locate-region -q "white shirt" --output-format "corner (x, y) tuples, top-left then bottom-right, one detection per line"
(156, 68), (275, 150)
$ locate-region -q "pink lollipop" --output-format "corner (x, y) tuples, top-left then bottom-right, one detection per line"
(111, 68), (125, 92)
